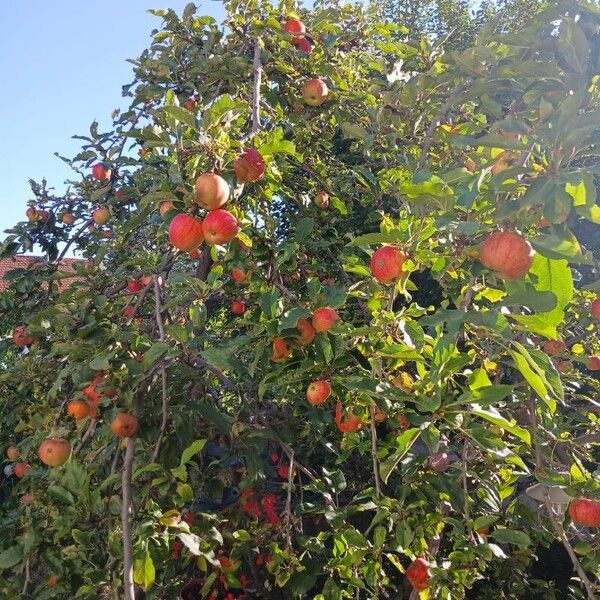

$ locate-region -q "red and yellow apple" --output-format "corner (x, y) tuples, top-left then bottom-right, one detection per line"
(302, 78), (329, 106)
(169, 213), (205, 252)
(312, 307), (339, 332)
(371, 245), (408, 284)
(38, 438), (71, 467)
(202, 209), (239, 245)
(233, 148), (266, 182)
(194, 173), (230, 210)
(306, 380), (331, 405)
(479, 231), (533, 280)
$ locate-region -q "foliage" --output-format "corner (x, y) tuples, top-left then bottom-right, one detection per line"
(1, 1), (600, 599)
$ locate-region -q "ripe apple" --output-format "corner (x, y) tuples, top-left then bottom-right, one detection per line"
(47, 575), (58, 588)
(314, 191), (330, 209)
(568, 497), (600, 527)
(26, 207), (37, 221)
(202, 209), (239, 245)
(194, 173), (230, 210)
(14, 463), (31, 478)
(294, 37), (312, 54)
(92, 163), (111, 181)
(111, 413), (138, 437)
(371, 245), (409, 284)
(587, 356), (600, 371)
(479, 231), (534, 279)
(406, 558), (429, 591)
(591, 298), (600, 320)
(231, 300), (246, 315)
(92, 207), (111, 225)
(61, 212), (75, 225)
(184, 97), (196, 111)
(67, 400), (90, 421)
(169, 213), (205, 251)
(543, 340), (566, 356)
(231, 267), (248, 284)
(296, 318), (316, 345)
(127, 279), (143, 293)
(428, 452), (450, 473)
(13, 325), (36, 346)
(159, 200), (174, 217)
(312, 307), (339, 332)
(302, 78), (329, 106)
(555, 360), (572, 373)
(37, 210), (50, 223)
(123, 306), (135, 319)
(233, 148), (266, 182)
(283, 19), (306, 36)
(38, 438), (71, 467)
(306, 380), (331, 405)
(6, 446), (19, 460)
(272, 337), (292, 362)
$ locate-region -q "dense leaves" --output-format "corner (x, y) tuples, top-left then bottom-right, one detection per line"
(1, 1), (600, 599)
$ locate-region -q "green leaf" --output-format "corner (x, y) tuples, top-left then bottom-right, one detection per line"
(490, 529), (531, 547)
(178, 532), (202, 555)
(133, 550), (156, 590)
(278, 307), (310, 332)
(379, 428), (420, 484)
(180, 439), (207, 466)
(341, 122), (368, 139)
(347, 232), (402, 247)
(531, 232), (581, 261)
(163, 105), (197, 130)
(296, 218), (315, 240)
(470, 406), (530, 444)
(142, 342), (170, 369)
(0, 546), (23, 569)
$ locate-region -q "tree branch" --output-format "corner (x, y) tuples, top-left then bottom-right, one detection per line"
(528, 398), (597, 599)
(417, 79), (470, 171)
(369, 404), (382, 498)
(152, 275), (168, 462)
(251, 39), (262, 135)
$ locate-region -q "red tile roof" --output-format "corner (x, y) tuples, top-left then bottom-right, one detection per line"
(0, 256), (85, 291)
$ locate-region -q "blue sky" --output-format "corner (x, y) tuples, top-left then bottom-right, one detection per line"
(0, 1), (225, 244)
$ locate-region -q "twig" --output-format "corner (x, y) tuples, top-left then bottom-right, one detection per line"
(74, 418), (97, 454)
(54, 218), (94, 264)
(121, 436), (136, 600)
(528, 398), (597, 599)
(284, 450), (294, 549)
(22, 558), (30, 596)
(125, 279), (154, 326)
(461, 439), (474, 541)
(369, 404), (382, 498)
(251, 39), (262, 135)
(417, 80), (470, 170)
(189, 356), (237, 392)
(151, 274), (168, 462)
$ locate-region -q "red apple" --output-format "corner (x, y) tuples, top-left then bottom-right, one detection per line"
(13, 326), (36, 346)
(406, 558), (429, 591)
(202, 209), (239, 245)
(38, 438), (71, 467)
(311, 307), (339, 332)
(294, 37), (312, 54)
(6, 446), (19, 460)
(189, 248), (201, 259)
(479, 231), (534, 280)
(272, 337), (292, 362)
(306, 380), (331, 405)
(233, 148), (266, 182)
(428, 452), (450, 473)
(61, 212), (75, 225)
(543, 340), (565, 356)
(555, 360), (572, 373)
(591, 298), (600, 320)
(92, 207), (111, 225)
(92, 163), (111, 181)
(127, 280), (143, 293)
(194, 173), (230, 210)
(371, 245), (408, 284)
(26, 207), (37, 221)
(231, 300), (246, 315)
(169, 213), (205, 251)
(123, 306), (135, 319)
(296, 318), (316, 345)
(37, 210), (50, 223)
(14, 463), (31, 478)
(587, 356), (600, 371)
(283, 19), (306, 37)
(568, 497), (600, 527)
(314, 191), (329, 209)
(159, 201), (174, 217)
(302, 78), (328, 106)
(231, 267), (248, 284)
(184, 97), (196, 111)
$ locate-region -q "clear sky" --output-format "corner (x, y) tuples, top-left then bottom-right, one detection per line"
(0, 1), (225, 244)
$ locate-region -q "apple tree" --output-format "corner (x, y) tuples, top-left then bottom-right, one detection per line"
(1, 1), (600, 599)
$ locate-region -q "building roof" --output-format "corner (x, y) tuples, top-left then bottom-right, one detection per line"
(0, 256), (84, 291)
